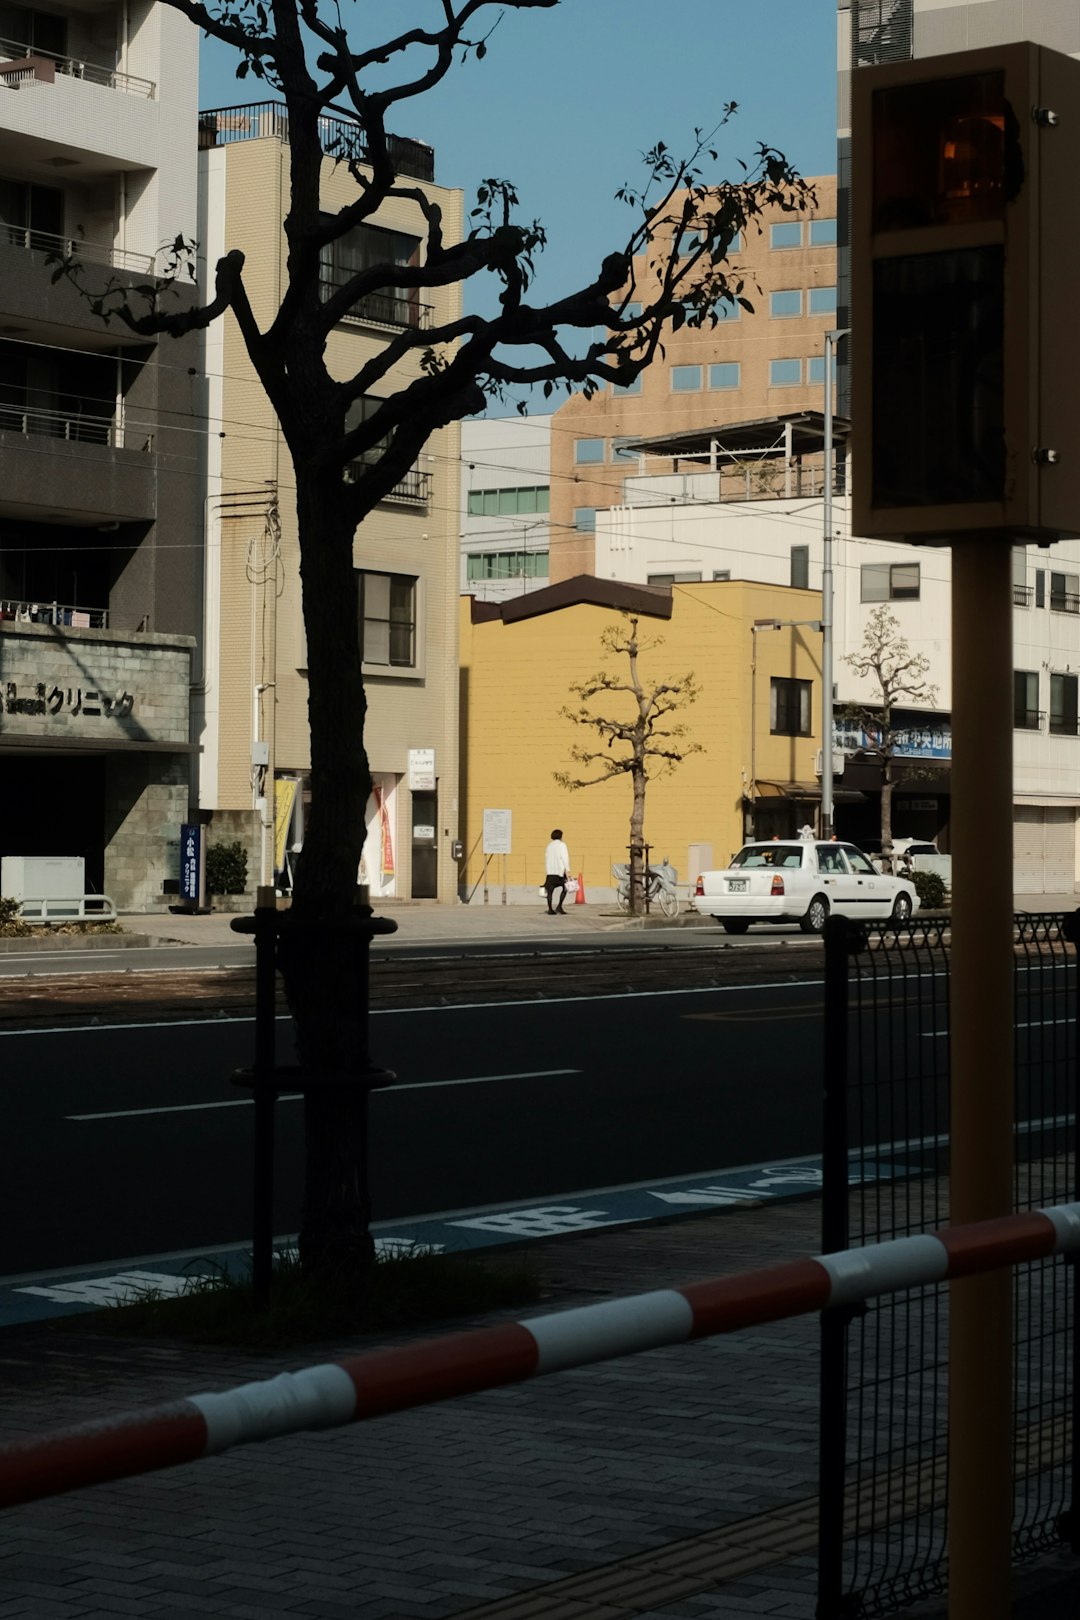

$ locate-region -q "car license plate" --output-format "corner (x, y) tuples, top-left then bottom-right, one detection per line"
(728, 879), (747, 893)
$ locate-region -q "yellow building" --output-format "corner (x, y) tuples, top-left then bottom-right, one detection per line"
(549, 177), (838, 581)
(459, 577), (824, 901)
(197, 105), (464, 901)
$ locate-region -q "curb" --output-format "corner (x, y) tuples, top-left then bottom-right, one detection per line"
(0, 931), (151, 955)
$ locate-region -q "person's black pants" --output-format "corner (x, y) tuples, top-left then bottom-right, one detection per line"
(544, 875), (567, 913)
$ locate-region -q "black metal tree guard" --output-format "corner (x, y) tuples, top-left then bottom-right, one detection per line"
(230, 888), (397, 1310)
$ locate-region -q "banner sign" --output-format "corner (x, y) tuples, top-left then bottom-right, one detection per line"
(834, 720), (952, 760)
(273, 778), (298, 873)
(179, 823), (205, 909)
(374, 782), (395, 879)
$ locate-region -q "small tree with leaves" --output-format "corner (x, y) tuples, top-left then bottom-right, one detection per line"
(48, 0), (811, 1280)
(555, 615), (702, 913)
(842, 605), (939, 865)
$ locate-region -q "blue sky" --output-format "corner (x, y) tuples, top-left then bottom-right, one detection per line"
(198, 0), (837, 311)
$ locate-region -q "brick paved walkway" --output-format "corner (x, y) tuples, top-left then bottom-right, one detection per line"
(0, 1202), (828, 1620)
(2, 1196), (1076, 1619)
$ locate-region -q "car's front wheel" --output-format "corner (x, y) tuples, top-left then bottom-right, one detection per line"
(722, 919), (750, 935)
(891, 892), (913, 923)
(800, 895), (830, 935)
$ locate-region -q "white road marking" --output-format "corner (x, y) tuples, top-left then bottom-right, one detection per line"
(66, 1069), (579, 1120)
(921, 1016), (1075, 1039)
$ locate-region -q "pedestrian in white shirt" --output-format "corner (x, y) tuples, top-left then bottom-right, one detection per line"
(544, 829), (571, 915)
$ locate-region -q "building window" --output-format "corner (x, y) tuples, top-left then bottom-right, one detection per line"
(709, 362), (740, 390)
(1014, 671), (1041, 730)
(713, 296), (741, 322)
(358, 571), (416, 668)
(1035, 570), (1046, 609)
(809, 286), (838, 315)
(771, 221), (802, 249)
(647, 571), (702, 585)
(807, 354), (838, 386)
(467, 485), (549, 516)
(611, 438), (639, 464)
(790, 545), (810, 590)
(573, 507), (597, 533)
(574, 437), (605, 464)
(861, 561), (920, 602)
(769, 358), (802, 386)
(771, 677), (811, 736)
(319, 219), (422, 326)
(809, 218), (837, 246)
(712, 570), (731, 581)
(612, 372), (643, 395)
(671, 365), (703, 392)
(1050, 673), (1079, 736)
(466, 551), (548, 581)
(770, 289), (802, 318)
(1050, 572), (1079, 614)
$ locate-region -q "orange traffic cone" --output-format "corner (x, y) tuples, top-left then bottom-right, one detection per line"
(575, 872), (586, 904)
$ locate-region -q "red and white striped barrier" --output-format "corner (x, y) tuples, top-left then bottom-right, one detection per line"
(4, 1202), (1080, 1511)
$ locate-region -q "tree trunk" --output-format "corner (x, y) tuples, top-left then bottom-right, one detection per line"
(276, 471), (377, 1280)
(880, 761), (894, 872)
(629, 765), (647, 915)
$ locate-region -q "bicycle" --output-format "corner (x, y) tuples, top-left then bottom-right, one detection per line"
(611, 859), (680, 917)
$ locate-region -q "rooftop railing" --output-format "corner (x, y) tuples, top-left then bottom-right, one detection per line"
(0, 598), (108, 628)
(197, 101), (435, 183)
(0, 38), (155, 96)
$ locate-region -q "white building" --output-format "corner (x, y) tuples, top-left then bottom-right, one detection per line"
(461, 414), (551, 602)
(592, 413), (1080, 894)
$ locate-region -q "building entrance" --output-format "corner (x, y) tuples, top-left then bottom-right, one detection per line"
(0, 754), (106, 893)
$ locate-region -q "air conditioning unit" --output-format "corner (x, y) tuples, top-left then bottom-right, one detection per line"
(814, 749), (846, 778)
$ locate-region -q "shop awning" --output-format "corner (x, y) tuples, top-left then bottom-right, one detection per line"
(750, 780), (866, 804)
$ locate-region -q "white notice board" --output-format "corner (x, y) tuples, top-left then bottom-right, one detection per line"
(408, 748), (436, 792)
(482, 809), (512, 855)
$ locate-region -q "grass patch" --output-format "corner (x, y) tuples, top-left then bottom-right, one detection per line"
(91, 1246), (544, 1348)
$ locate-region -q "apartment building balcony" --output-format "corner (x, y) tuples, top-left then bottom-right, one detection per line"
(0, 41), (154, 96)
(1, 221), (154, 275)
(0, 597), (108, 628)
(344, 458), (431, 507)
(337, 288), (434, 333)
(198, 100), (435, 183)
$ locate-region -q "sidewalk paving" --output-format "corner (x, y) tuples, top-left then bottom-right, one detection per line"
(3, 1196), (1076, 1619)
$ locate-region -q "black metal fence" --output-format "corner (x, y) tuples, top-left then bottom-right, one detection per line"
(817, 912), (1080, 1618)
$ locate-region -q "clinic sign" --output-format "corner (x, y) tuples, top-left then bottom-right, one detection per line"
(408, 748), (436, 792)
(179, 823), (206, 909)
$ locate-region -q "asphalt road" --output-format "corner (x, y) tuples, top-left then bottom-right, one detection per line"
(3, 974), (828, 1277)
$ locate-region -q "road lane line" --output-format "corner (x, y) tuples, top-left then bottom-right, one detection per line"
(66, 1068), (581, 1120)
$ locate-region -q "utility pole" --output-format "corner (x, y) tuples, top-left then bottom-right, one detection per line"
(820, 328), (849, 839)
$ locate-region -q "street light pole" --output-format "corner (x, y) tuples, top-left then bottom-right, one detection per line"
(821, 328), (850, 839)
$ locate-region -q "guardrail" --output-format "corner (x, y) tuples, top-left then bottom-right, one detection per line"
(1, 222), (154, 275)
(16, 895), (117, 924)
(2, 1202), (1078, 1510)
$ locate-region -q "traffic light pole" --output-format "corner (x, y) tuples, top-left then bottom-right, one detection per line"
(948, 538), (1014, 1620)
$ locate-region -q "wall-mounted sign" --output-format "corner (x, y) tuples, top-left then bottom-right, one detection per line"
(483, 809), (512, 855)
(4, 682), (135, 719)
(834, 720), (952, 760)
(179, 823), (205, 909)
(408, 748), (436, 792)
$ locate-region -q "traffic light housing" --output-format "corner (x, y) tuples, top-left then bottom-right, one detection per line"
(851, 42), (1080, 545)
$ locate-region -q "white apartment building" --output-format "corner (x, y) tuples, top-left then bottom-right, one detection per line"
(591, 414), (1080, 893)
(460, 414), (551, 602)
(0, 4), (203, 911)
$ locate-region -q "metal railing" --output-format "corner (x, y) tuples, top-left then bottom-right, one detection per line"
(1050, 715), (1080, 737)
(16, 894), (117, 924)
(0, 221), (154, 274)
(329, 286), (434, 332)
(1015, 708), (1046, 731)
(344, 459), (431, 506)
(0, 598), (107, 628)
(818, 912), (1080, 1617)
(197, 101), (435, 182)
(1014, 584), (1035, 607)
(0, 396), (119, 447)
(1050, 592), (1080, 615)
(0, 38), (154, 95)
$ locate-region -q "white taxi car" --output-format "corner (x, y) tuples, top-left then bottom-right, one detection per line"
(692, 840), (918, 935)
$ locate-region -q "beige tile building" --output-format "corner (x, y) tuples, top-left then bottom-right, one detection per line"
(197, 104), (463, 901)
(549, 176), (838, 581)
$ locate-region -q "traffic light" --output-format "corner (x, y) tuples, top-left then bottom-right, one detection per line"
(851, 42), (1080, 545)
